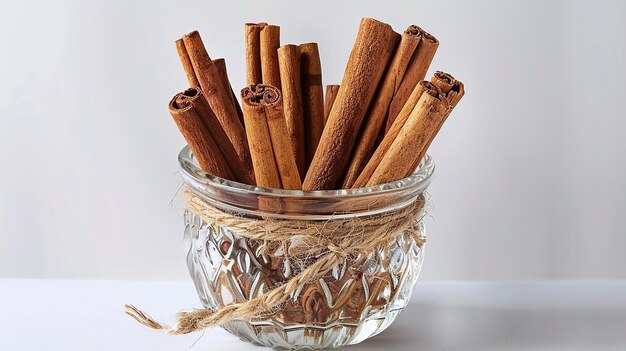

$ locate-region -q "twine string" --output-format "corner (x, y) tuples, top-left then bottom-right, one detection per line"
(124, 188), (426, 335)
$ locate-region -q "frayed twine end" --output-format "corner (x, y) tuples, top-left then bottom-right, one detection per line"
(124, 304), (169, 331)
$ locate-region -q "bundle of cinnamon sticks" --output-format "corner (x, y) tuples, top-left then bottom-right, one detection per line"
(169, 18), (464, 191)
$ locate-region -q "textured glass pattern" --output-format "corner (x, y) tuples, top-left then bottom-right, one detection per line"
(184, 210), (426, 349)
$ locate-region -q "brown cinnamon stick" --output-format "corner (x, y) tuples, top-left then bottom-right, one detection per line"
(260, 25), (281, 89)
(176, 42), (243, 126)
(353, 80), (438, 188)
(176, 88), (254, 184)
(386, 28), (439, 132)
(263, 87), (303, 190)
(244, 23), (266, 85)
(299, 42), (326, 169)
(342, 25), (422, 188)
(240, 85), (282, 188)
(213, 58), (245, 127)
(277, 44), (305, 179)
(175, 39), (200, 87)
(367, 87), (449, 185)
(168, 90), (233, 180)
(302, 18), (396, 190)
(412, 72), (465, 168)
(324, 84), (340, 123)
(182, 31), (253, 173)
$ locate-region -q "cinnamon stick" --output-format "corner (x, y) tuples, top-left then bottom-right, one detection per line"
(342, 25), (422, 188)
(302, 18), (396, 190)
(168, 90), (233, 180)
(324, 84), (339, 123)
(244, 23), (266, 85)
(299, 42), (325, 168)
(386, 28), (439, 132)
(182, 31), (253, 173)
(353, 80), (438, 188)
(175, 39), (200, 88)
(263, 86), (303, 190)
(213, 58), (245, 127)
(177, 42), (243, 126)
(412, 72), (465, 167)
(277, 44), (305, 179)
(177, 88), (255, 185)
(260, 25), (281, 89)
(240, 85), (282, 189)
(366, 87), (449, 186)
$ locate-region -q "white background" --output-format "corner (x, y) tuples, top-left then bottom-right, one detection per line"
(1, 0), (625, 280)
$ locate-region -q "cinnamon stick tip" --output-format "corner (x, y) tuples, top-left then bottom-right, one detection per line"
(434, 71), (456, 85)
(361, 17), (392, 27)
(183, 30), (201, 39)
(169, 87), (201, 110)
(421, 80), (443, 97)
(417, 27), (438, 43)
(405, 25), (421, 36)
(241, 84), (282, 106)
(279, 43), (300, 52)
(260, 24), (280, 32)
(453, 80), (465, 95)
(299, 42), (318, 49)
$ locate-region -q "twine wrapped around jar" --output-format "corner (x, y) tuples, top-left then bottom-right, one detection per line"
(125, 187), (427, 335)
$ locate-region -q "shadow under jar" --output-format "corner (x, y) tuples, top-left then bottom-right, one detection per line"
(178, 146), (435, 349)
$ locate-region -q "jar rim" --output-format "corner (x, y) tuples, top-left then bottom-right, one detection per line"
(178, 146), (434, 218)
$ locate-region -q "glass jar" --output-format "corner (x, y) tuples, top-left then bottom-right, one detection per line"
(179, 146), (434, 349)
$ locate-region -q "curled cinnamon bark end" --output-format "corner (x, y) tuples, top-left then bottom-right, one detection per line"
(421, 81), (441, 97)
(170, 88), (254, 185)
(430, 71), (465, 108)
(168, 90), (234, 181)
(431, 71), (456, 93)
(419, 28), (439, 44)
(241, 84), (281, 105)
(172, 87), (200, 109)
(405, 25), (421, 36)
(241, 85), (301, 189)
(449, 80), (465, 107)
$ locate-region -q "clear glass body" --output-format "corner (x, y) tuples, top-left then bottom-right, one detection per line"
(179, 146), (435, 349)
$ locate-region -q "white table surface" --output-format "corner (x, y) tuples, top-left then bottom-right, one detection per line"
(1, 280), (624, 350)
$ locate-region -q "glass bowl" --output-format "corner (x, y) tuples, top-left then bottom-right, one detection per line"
(179, 146), (434, 349)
